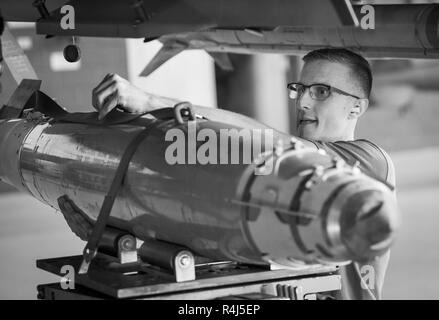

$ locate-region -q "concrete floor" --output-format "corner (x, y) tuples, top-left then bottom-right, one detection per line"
(0, 193), (83, 299)
(384, 186), (439, 299)
(0, 147), (438, 299)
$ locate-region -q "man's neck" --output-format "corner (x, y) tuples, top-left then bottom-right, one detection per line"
(316, 132), (355, 142)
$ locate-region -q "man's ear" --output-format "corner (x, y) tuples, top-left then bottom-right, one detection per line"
(348, 98), (369, 119)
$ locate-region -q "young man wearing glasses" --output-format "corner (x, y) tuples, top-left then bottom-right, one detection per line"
(87, 48), (396, 300)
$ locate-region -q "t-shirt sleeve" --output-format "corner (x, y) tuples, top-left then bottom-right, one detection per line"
(308, 139), (396, 188)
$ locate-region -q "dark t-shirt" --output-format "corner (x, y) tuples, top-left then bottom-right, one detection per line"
(304, 138), (396, 300)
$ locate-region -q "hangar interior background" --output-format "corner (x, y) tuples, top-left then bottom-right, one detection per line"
(0, 8), (438, 299)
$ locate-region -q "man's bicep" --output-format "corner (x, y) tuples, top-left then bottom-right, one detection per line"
(311, 140), (391, 183)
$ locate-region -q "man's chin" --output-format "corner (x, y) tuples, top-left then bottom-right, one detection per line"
(298, 128), (318, 141)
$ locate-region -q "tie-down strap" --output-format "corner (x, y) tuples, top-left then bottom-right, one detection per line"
(77, 102), (197, 274)
(77, 122), (155, 274)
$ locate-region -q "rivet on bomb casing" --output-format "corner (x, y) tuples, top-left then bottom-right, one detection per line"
(305, 165), (324, 189)
(352, 161), (361, 174)
(304, 180), (313, 190)
(290, 137), (305, 150)
(314, 165), (324, 176)
(333, 157), (344, 169)
(264, 188), (278, 202)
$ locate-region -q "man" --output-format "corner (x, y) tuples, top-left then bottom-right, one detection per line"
(85, 48), (395, 299)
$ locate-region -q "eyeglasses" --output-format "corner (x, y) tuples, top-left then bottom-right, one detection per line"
(287, 82), (360, 101)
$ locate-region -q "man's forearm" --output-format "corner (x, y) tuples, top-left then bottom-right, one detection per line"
(143, 93), (269, 128)
(142, 92), (317, 149)
(144, 93), (181, 110)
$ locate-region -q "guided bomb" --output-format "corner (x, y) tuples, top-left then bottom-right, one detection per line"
(0, 91), (399, 268)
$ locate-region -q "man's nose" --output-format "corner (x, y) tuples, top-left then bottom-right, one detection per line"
(297, 88), (313, 111)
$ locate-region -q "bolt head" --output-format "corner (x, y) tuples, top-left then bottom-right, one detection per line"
(179, 254), (191, 267)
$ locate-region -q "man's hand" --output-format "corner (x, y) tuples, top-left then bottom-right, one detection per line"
(92, 73), (151, 120)
(57, 195), (94, 241)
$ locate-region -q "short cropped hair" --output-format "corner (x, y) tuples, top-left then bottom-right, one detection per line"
(303, 48), (372, 98)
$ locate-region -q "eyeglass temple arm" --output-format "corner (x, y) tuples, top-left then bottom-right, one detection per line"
(330, 87), (360, 99)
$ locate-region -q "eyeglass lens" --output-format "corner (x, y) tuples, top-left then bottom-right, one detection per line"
(289, 84), (331, 101)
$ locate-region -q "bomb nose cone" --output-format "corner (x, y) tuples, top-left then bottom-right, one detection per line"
(340, 189), (400, 262)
